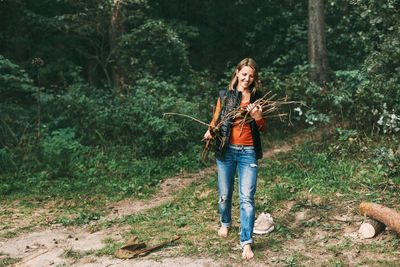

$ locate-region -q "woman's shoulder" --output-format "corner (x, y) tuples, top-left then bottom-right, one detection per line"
(218, 89), (231, 99)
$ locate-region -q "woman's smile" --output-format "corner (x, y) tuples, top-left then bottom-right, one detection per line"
(236, 66), (255, 91)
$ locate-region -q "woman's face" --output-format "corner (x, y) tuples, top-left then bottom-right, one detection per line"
(236, 66), (255, 91)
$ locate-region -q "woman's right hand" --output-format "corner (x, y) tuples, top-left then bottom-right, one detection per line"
(203, 129), (214, 140)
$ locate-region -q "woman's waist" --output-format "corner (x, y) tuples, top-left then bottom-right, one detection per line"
(228, 144), (254, 150)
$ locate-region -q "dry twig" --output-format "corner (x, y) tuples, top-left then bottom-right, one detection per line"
(163, 91), (297, 162)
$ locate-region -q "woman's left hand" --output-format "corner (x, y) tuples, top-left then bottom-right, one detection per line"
(247, 103), (263, 120)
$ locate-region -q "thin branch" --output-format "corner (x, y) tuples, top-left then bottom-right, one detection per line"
(163, 113), (211, 127)
(163, 91), (300, 162)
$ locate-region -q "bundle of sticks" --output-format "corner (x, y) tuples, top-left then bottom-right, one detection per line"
(163, 90), (296, 162)
(200, 91), (296, 162)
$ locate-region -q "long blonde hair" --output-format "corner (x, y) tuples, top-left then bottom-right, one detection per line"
(228, 58), (260, 94)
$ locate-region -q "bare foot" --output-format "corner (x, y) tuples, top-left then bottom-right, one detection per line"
(242, 244), (254, 260)
(218, 226), (228, 237)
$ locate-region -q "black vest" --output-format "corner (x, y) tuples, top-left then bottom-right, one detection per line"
(214, 90), (263, 160)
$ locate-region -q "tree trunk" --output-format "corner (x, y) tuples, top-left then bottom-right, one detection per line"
(87, 59), (98, 86)
(360, 202), (400, 235)
(109, 0), (125, 93)
(308, 0), (329, 88)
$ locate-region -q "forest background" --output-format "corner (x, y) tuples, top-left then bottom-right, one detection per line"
(0, 0), (399, 200)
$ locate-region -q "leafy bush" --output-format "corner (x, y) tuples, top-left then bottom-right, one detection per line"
(41, 127), (85, 178)
(357, 31), (400, 133)
(371, 146), (400, 178)
(119, 19), (190, 80)
(0, 55), (36, 98)
(262, 31), (400, 134)
(0, 55), (38, 147)
(0, 148), (15, 174)
(49, 72), (204, 158)
(261, 64), (332, 128)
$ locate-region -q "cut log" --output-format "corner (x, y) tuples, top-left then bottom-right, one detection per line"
(360, 202), (400, 234)
(358, 217), (385, 238)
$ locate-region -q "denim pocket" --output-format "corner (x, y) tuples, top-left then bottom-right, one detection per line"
(243, 149), (256, 157)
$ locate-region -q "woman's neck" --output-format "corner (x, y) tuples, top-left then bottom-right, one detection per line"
(239, 88), (251, 102)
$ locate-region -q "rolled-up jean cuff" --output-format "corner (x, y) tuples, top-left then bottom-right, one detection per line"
(240, 239), (253, 247)
(221, 221), (232, 228)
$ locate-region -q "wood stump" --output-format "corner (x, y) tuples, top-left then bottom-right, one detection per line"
(358, 217), (385, 238)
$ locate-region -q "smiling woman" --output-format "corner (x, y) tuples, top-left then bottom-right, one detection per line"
(235, 66), (255, 92)
(228, 58), (261, 94)
(203, 58), (266, 260)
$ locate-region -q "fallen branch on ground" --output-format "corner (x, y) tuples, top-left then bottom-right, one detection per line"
(115, 235), (180, 259)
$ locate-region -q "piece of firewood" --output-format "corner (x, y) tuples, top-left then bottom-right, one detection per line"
(358, 217), (385, 238)
(360, 202), (400, 234)
(115, 236), (180, 259)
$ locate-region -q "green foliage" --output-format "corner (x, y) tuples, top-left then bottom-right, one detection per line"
(0, 256), (20, 267)
(372, 146), (400, 178)
(326, 0), (399, 69)
(150, 0), (309, 73)
(327, 128), (365, 159)
(0, 148), (14, 174)
(41, 127), (84, 178)
(0, 62), (207, 197)
(336, 128), (357, 142)
(0, 55), (38, 149)
(0, 55), (36, 97)
(269, 183), (292, 203)
(119, 19), (190, 79)
(263, 41), (399, 133)
(262, 64), (332, 127)
(357, 31), (400, 133)
(61, 248), (91, 259)
(0, 141), (203, 198)
(48, 72), (205, 158)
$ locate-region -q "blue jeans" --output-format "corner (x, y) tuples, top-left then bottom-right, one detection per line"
(217, 144), (258, 247)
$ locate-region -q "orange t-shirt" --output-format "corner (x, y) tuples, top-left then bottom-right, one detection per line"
(210, 98), (266, 145)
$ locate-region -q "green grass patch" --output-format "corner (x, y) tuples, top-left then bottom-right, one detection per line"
(94, 238), (121, 257)
(61, 248), (94, 259)
(0, 256), (20, 267)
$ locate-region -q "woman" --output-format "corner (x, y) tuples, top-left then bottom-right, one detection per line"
(204, 58), (266, 259)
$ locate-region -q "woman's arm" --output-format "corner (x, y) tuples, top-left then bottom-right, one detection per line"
(203, 97), (221, 139)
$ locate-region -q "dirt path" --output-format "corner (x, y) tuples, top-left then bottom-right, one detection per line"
(0, 134), (311, 267)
